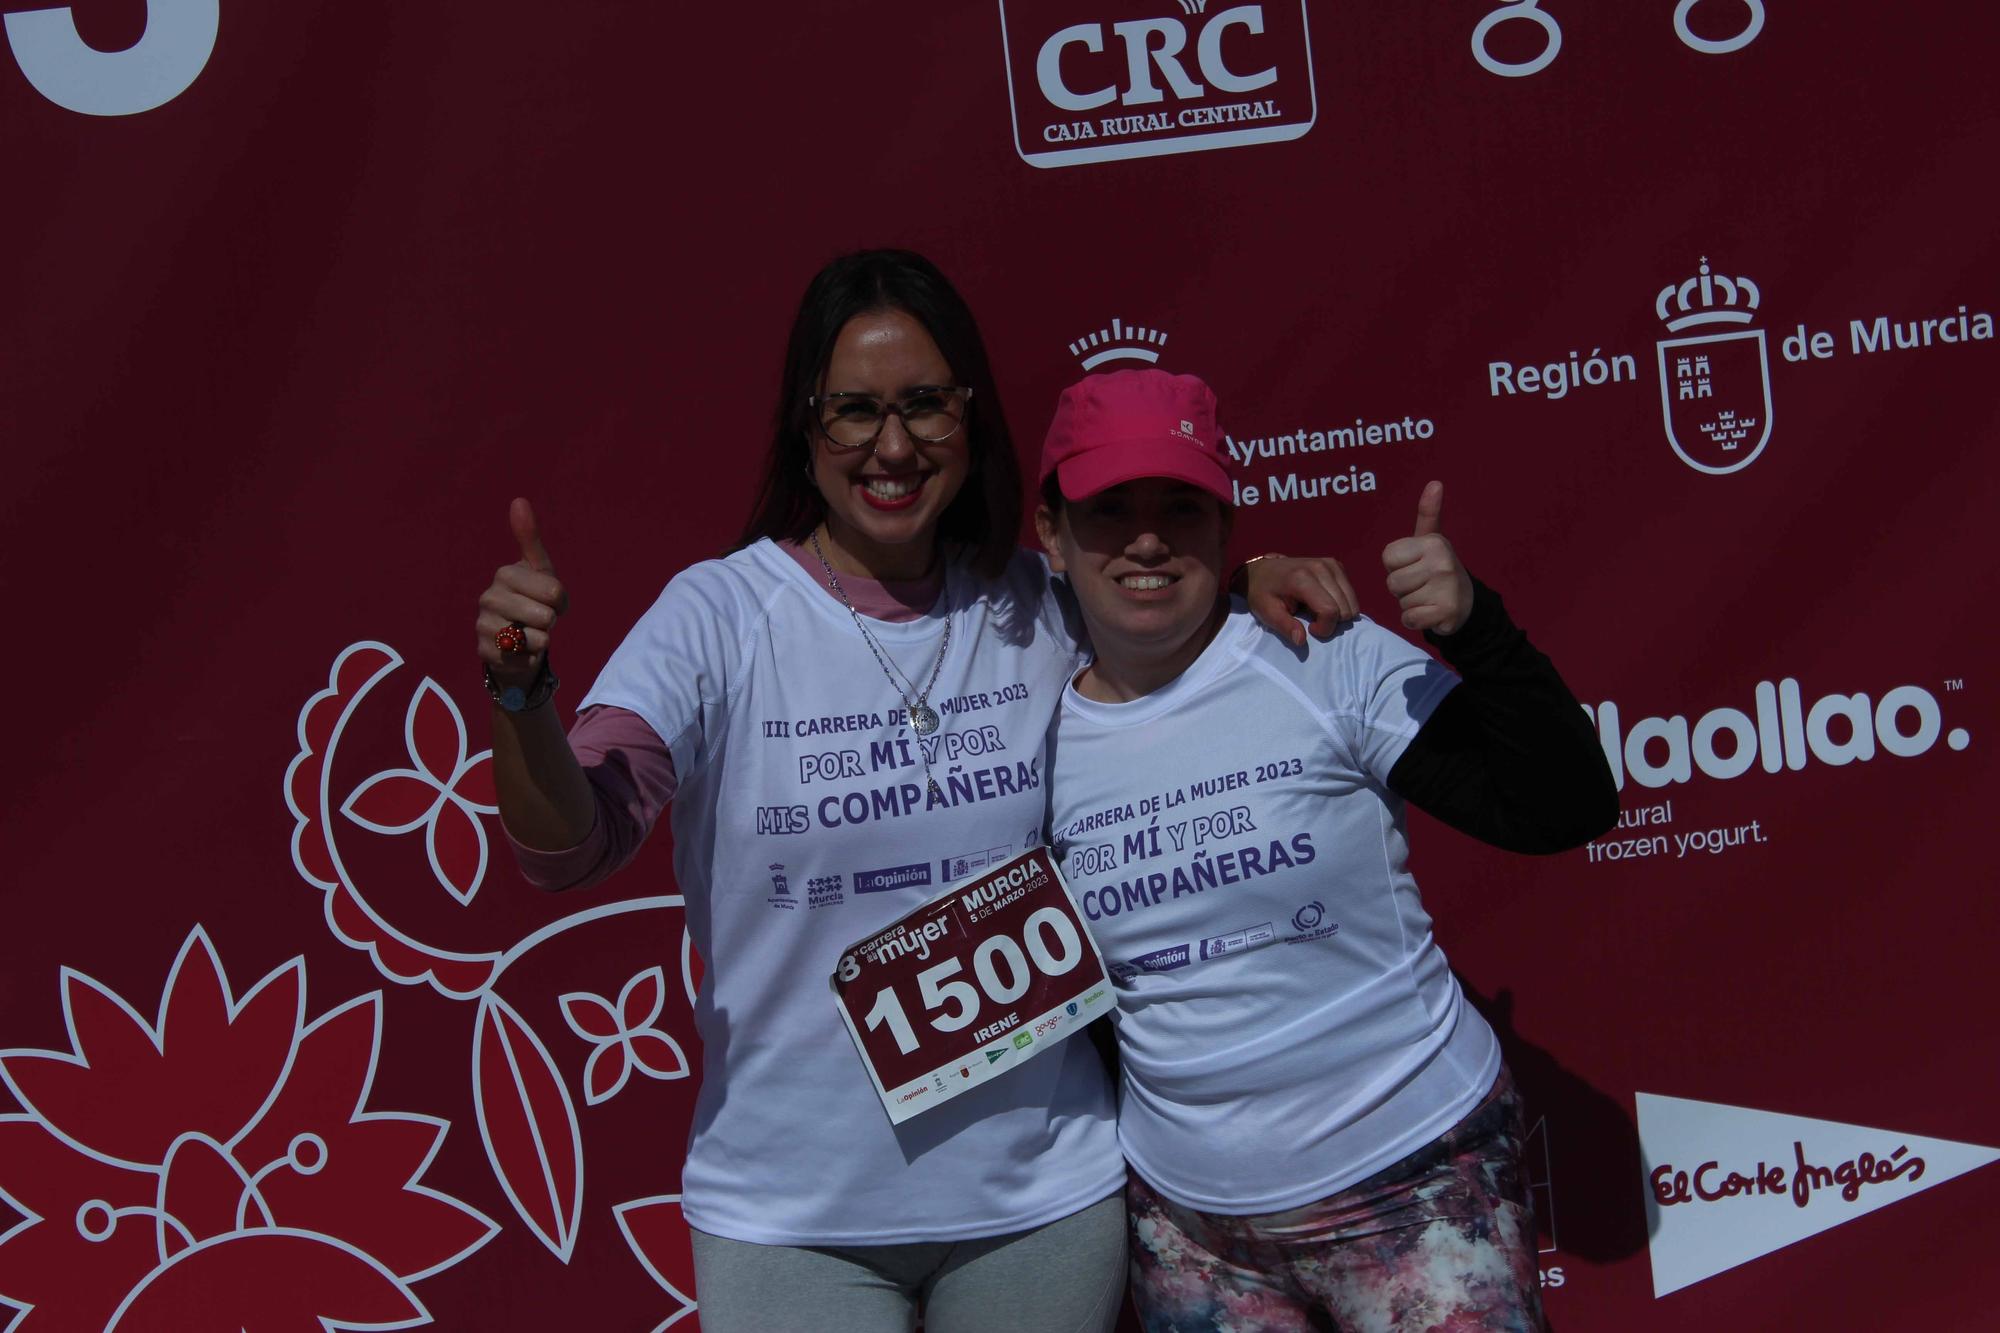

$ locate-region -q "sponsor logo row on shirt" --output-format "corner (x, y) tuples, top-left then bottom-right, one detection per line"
(766, 841), (1046, 911)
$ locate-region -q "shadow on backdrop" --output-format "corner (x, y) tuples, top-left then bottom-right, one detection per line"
(1458, 977), (1653, 1269)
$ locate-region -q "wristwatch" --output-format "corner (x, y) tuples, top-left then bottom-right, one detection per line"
(483, 656), (560, 713)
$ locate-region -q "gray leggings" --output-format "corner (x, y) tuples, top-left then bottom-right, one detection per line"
(688, 1191), (1127, 1333)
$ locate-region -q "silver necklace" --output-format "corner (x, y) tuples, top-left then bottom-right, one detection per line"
(809, 530), (950, 740)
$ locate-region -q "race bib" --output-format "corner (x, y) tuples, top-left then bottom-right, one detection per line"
(831, 847), (1114, 1124)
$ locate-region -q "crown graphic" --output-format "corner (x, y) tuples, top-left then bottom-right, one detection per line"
(1069, 317), (1168, 370)
(1657, 258), (1760, 332)
(1176, 0), (1209, 13)
(1699, 410), (1758, 449)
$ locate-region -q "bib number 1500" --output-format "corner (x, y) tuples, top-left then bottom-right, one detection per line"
(862, 906), (1083, 1054)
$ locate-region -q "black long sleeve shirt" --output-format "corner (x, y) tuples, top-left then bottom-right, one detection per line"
(1384, 579), (1619, 853)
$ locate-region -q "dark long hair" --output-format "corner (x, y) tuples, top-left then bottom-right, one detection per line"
(737, 250), (1022, 578)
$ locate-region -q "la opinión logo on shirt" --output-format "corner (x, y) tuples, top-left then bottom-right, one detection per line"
(1129, 944), (1191, 973)
(854, 862), (933, 894)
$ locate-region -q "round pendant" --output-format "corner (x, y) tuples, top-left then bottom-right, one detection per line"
(909, 705), (940, 736)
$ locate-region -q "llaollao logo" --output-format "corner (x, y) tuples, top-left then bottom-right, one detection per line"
(997, 1), (1317, 168)
(1584, 674), (1970, 792)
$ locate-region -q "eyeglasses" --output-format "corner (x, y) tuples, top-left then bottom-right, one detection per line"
(809, 386), (973, 450)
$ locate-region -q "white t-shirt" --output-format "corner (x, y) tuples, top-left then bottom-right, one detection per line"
(581, 540), (1120, 1245)
(1046, 604), (1500, 1215)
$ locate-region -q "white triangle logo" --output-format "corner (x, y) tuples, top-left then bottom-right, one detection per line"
(1637, 1092), (2000, 1297)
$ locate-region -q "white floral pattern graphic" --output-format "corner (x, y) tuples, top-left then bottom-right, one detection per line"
(281, 640), (701, 1329)
(0, 929), (498, 1331)
(341, 677), (499, 906)
(561, 969), (691, 1106)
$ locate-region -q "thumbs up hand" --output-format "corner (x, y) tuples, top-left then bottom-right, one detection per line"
(477, 497), (571, 684)
(1380, 481), (1473, 636)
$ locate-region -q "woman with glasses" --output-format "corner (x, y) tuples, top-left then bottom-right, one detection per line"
(474, 251), (1350, 1333)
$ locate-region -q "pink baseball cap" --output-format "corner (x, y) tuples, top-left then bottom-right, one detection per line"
(1039, 369), (1234, 503)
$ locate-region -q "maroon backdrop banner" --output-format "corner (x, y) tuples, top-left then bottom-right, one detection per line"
(4, 2), (1996, 1328)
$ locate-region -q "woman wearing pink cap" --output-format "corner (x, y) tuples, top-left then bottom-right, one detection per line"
(1035, 369), (1616, 1332)
(472, 253), (1354, 1333)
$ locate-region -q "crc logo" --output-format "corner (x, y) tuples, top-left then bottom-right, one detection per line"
(7, 0), (217, 116)
(998, 0), (1316, 168)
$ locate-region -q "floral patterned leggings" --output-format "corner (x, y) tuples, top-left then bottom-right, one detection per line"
(1126, 1069), (1545, 1333)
